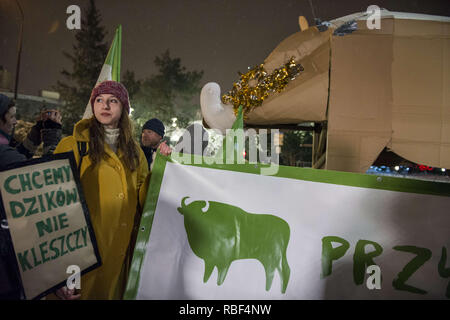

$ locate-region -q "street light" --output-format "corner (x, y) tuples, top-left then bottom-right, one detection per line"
(13, 0), (24, 100)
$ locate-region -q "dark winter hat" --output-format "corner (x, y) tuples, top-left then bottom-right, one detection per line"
(142, 118), (165, 137)
(90, 80), (130, 114)
(0, 94), (14, 117)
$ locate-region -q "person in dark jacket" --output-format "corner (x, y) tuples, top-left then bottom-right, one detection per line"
(140, 118), (171, 170)
(0, 93), (62, 300)
(0, 94), (62, 167)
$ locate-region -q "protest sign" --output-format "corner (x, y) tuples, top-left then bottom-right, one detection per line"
(125, 154), (450, 300)
(0, 152), (101, 299)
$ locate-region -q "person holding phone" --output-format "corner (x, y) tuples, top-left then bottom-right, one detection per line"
(0, 94), (63, 300)
(0, 95), (63, 167)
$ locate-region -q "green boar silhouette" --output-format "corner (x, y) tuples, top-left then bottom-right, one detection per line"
(177, 197), (291, 293)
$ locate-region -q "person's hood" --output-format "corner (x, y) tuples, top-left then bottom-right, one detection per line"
(72, 118), (91, 142)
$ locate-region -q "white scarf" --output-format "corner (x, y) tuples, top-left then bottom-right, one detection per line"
(104, 127), (120, 153)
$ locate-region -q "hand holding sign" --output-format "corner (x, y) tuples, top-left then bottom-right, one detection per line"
(55, 286), (80, 300)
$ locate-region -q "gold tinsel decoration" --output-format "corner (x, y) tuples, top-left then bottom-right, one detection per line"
(222, 57), (304, 118)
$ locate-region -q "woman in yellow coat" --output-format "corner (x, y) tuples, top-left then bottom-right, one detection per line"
(54, 81), (149, 299)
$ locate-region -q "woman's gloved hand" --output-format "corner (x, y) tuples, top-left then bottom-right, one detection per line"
(41, 110), (63, 155)
(26, 120), (43, 146)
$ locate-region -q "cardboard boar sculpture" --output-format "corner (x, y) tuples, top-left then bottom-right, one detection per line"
(200, 10), (450, 173)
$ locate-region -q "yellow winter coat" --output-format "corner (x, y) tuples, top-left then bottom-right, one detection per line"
(54, 119), (149, 299)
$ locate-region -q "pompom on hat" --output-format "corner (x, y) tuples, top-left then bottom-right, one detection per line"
(84, 80), (130, 119)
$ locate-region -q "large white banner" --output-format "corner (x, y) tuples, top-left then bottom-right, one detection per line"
(126, 156), (450, 300)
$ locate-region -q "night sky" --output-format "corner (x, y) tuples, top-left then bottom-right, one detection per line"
(0, 0), (449, 97)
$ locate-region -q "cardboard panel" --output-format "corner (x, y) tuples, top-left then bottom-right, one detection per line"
(245, 28), (331, 125)
(439, 146), (450, 168)
(394, 18), (450, 37)
(326, 23), (394, 172)
(328, 15), (450, 172)
(442, 115), (450, 144)
(326, 132), (390, 173)
(263, 27), (332, 72)
(390, 18), (450, 167)
(246, 71), (329, 124)
(328, 33), (393, 133)
(392, 112), (443, 143)
(392, 38), (443, 107)
(390, 141), (442, 167)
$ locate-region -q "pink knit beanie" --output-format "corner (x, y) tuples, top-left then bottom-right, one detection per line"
(90, 80), (130, 114)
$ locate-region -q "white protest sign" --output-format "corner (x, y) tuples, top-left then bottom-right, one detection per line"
(126, 156), (450, 300)
(0, 154), (100, 299)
